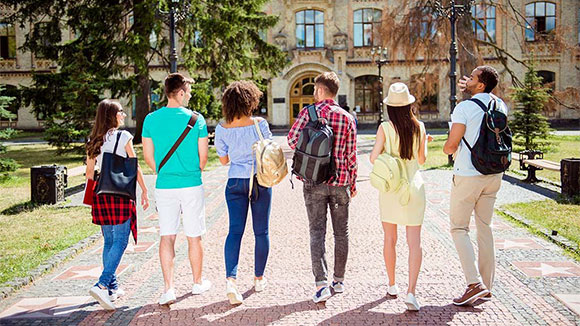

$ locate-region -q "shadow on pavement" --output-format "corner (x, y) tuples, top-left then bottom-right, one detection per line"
(317, 296), (483, 326)
(502, 174), (559, 200)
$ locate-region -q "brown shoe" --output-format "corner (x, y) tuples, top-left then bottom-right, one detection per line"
(478, 292), (492, 302)
(453, 283), (489, 306)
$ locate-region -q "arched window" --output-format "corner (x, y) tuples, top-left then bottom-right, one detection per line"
(525, 2), (556, 41)
(354, 75), (380, 113)
(472, 4), (496, 42)
(353, 8), (382, 47)
(410, 74), (438, 113)
(0, 22), (16, 59)
(296, 10), (324, 48)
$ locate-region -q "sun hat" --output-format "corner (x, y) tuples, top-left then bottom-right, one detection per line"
(383, 82), (416, 107)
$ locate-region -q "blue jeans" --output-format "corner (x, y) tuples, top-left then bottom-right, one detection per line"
(97, 219), (131, 290)
(224, 178), (272, 279)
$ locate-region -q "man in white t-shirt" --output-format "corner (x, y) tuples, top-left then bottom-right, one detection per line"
(443, 66), (507, 306)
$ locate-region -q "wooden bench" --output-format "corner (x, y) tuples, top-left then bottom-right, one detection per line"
(518, 151), (560, 183)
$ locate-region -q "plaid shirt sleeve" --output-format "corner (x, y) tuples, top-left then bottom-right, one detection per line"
(287, 107), (310, 150)
(345, 119), (358, 193)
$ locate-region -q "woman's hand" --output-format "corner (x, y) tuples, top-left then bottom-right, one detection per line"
(141, 190), (150, 210)
(427, 134), (434, 143)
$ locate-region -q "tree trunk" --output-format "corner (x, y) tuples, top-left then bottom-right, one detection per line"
(132, 0), (153, 144)
(457, 1), (479, 101)
(134, 70), (150, 144)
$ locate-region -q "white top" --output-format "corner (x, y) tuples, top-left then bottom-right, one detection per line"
(451, 92), (508, 177)
(95, 129), (133, 171)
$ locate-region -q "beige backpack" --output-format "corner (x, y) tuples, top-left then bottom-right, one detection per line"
(249, 119), (288, 197)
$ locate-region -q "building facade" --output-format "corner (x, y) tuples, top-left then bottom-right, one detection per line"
(1, 0), (579, 129)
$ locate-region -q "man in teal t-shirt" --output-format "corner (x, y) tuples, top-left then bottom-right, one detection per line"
(142, 73), (211, 305)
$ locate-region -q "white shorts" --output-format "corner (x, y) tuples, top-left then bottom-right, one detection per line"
(155, 185), (206, 238)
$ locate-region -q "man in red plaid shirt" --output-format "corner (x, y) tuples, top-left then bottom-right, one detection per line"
(287, 72), (358, 303)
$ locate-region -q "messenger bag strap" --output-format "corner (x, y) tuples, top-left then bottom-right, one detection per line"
(158, 112), (198, 173)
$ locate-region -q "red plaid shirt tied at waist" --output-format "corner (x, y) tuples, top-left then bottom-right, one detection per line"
(287, 99), (358, 193)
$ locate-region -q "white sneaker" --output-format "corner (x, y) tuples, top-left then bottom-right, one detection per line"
(158, 288), (176, 305)
(331, 281), (345, 293)
(89, 285), (116, 311)
(192, 279), (212, 295)
(254, 277), (267, 292)
(109, 288), (125, 302)
(313, 286), (332, 303)
(387, 284), (399, 297)
(226, 280), (243, 305)
(405, 293), (421, 311)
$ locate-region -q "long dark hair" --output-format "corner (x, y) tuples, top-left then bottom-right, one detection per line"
(386, 104), (420, 160)
(86, 100), (122, 159)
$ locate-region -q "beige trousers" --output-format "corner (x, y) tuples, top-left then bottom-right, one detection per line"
(450, 173), (502, 290)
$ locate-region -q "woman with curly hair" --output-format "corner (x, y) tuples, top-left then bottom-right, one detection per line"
(215, 81), (273, 305)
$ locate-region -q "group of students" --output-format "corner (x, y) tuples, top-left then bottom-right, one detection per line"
(84, 66), (507, 312)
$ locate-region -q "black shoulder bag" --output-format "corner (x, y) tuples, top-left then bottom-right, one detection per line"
(95, 131), (138, 200)
(158, 112), (198, 173)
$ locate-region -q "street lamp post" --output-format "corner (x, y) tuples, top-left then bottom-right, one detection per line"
(426, 0), (475, 114)
(158, 0), (191, 73)
(426, 0), (474, 164)
(371, 46), (388, 127)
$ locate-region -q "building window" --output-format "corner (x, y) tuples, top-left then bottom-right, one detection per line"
(472, 4), (496, 42)
(353, 8), (382, 47)
(0, 22), (16, 59)
(537, 70), (555, 93)
(296, 10), (324, 48)
(525, 2), (556, 41)
(410, 74), (438, 113)
(354, 75), (380, 113)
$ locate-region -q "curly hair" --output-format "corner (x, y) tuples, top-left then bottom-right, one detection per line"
(221, 80), (263, 123)
(476, 66), (499, 93)
(86, 100), (122, 159)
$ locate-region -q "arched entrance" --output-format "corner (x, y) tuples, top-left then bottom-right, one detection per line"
(289, 74), (317, 125)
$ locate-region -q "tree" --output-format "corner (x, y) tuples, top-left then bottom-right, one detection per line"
(4, 0), (287, 151)
(510, 62), (552, 150)
(0, 85), (19, 177)
(380, 0), (579, 111)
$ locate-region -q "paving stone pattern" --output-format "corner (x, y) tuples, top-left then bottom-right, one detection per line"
(0, 136), (579, 325)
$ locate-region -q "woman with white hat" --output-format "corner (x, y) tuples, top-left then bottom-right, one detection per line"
(369, 82), (428, 311)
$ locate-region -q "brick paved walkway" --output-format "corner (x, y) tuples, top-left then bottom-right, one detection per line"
(1, 136), (579, 325)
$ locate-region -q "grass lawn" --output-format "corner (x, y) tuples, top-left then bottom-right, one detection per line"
(0, 142), (219, 288)
(0, 206), (98, 286)
(502, 200), (580, 250)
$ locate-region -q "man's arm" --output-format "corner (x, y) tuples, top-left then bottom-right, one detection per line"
(443, 123), (466, 155)
(287, 108), (309, 150)
(198, 137), (209, 170)
(142, 137), (156, 173)
(346, 118), (358, 197)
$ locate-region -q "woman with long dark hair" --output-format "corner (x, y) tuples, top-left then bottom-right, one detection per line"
(369, 83), (428, 311)
(85, 99), (149, 310)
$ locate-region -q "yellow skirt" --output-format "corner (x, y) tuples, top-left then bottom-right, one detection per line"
(379, 171), (426, 226)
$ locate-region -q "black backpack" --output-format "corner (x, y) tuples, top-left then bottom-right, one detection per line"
(462, 97), (512, 175)
(291, 104), (335, 185)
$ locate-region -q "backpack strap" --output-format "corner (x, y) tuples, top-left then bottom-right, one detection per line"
(461, 98), (489, 152)
(158, 112), (198, 173)
(307, 104), (319, 121)
(467, 98), (489, 112)
(249, 118), (263, 200)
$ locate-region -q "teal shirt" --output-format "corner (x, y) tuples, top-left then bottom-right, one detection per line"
(142, 107), (208, 189)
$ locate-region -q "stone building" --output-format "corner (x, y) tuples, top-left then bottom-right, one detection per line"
(1, 0), (579, 129)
